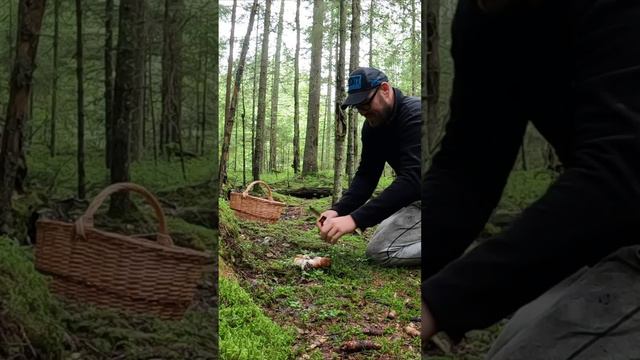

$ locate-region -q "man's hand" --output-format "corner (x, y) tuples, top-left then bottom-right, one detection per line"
(319, 215), (357, 244)
(421, 301), (438, 353)
(316, 210), (338, 230)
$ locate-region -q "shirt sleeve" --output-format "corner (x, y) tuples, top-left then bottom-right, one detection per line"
(330, 126), (385, 220)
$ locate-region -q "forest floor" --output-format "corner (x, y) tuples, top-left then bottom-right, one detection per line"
(219, 169), (556, 359)
(1, 146), (219, 359)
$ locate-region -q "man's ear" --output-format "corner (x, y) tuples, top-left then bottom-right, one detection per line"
(380, 82), (391, 92)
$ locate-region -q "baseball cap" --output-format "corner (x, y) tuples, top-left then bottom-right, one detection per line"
(341, 67), (388, 109)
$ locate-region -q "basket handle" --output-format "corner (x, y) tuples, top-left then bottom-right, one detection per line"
(242, 180), (274, 201)
(74, 182), (173, 246)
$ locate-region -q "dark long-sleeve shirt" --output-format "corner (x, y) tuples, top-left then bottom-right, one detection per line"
(331, 88), (421, 229)
(422, 0), (640, 342)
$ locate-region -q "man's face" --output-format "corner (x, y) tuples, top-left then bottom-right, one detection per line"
(355, 84), (392, 127)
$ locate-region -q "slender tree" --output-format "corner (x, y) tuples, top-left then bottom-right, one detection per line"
(411, 0), (417, 95)
(292, 0), (301, 173)
(76, 0), (86, 199)
(224, 0), (237, 127)
(268, 0), (285, 172)
(0, 0), (47, 230)
(219, 0), (258, 187)
(50, 0), (60, 157)
(252, 0), (271, 180)
(109, 0), (145, 215)
(105, 0), (114, 167)
(346, 0), (361, 183)
(302, 0), (324, 175)
(426, 0), (440, 160)
(369, 0), (374, 66)
(161, 0), (183, 153)
(332, 0), (347, 203)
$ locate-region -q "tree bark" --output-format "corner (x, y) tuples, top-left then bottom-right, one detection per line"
(161, 0), (183, 155)
(50, 0), (60, 158)
(224, 0), (237, 127)
(411, 0), (417, 96)
(0, 0), (47, 230)
(302, 0), (324, 175)
(130, 0), (146, 161)
(268, 0), (285, 172)
(148, 51), (157, 165)
(201, 54), (208, 155)
(219, 0), (258, 187)
(332, 0), (347, 203)
(426, 0), (440, 162)
(292, 0), (301, 174)
(109, 0), (145, 215)
(105, 0), (114, 167)
(76, 0), (86, 199)
(252, 0), (271, 180)
(346, 0), (361, 184)
(369, 0), (374, 67)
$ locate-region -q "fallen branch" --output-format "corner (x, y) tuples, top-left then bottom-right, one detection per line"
(340, 340), (382, 353)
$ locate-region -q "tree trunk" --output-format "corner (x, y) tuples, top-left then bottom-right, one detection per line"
(109, 0), (145, 216)
(421, 0), (428, 177)
(148, 51), (157, 165)
(161, 0), (183, 155)
(201, 55), (208, 155)
(0, 0), (47, 230)
(321, 27), (333, 170)
(252, 0), (271, 181)
(130, 0), (146, 161)
(292, 0), (301, 174)
(251, 4), (260, 176)
(268, 0), (284, 172)
(76, 0), (86, 199)
(50, 0), (60, 158)
(411, 0), (417, 96)
(224, 0), (237, 127)
(332, 0), (347, 204)
(302, 0), (324, 175)
(369, 0), (374, 67)
(346, 0), (361, 184)
(105, 0), (114, 167)
(219, 0), (258, 187)
(241, 79), (247, 185)
(426, 0), (440, 162)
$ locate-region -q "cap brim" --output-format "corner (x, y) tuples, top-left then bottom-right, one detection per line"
(340, 89), (375, 109)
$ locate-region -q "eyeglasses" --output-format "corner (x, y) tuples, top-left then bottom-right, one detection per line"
(355, 87), (380, 111)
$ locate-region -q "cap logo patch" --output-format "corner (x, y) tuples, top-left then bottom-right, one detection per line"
(348, 75), (363, 92)
(370, 78), (382, 87)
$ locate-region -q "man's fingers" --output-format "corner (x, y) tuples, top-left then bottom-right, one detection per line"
(327, 226), (340, 243)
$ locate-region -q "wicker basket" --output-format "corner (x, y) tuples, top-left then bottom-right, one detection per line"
(229, 180), (285, 223)
(34, 182), (213, 319)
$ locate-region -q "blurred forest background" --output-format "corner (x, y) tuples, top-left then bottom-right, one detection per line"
(0, 0), (219, 358)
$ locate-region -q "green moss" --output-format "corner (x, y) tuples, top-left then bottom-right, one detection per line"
(219, 277), (295, 360)
(0, 236), (65, 358)
(166, 216), (218, 251)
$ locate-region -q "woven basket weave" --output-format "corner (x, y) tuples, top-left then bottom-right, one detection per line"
(229, 180), (285, 223)
(34, 182), (213, 319)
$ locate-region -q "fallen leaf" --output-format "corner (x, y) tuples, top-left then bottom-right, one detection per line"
(404, 323), (420, 337)
(387, 310), (397, 319)
(362, 327), (384, 336)
(309, 335), (328, 350)
(340, 340), (382, 352)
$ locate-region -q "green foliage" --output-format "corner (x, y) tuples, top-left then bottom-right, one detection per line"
(0, 237), (65, 358)
(219, 277), (295, 360)
(498, 170), (556, 212)
(61, 301), (216, 359)
(219, 189), (421, 358)
(26, 144), (217, 200)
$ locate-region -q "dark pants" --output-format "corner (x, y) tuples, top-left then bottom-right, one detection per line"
(421, 0), (640, 342)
